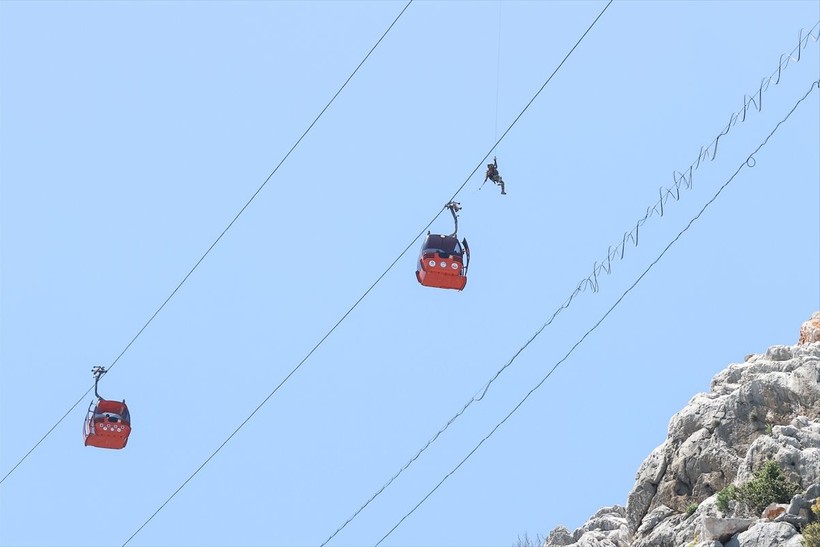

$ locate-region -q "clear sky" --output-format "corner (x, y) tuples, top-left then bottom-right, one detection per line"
(1, 1), (819, 546)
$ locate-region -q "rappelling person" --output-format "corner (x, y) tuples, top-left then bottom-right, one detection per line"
(484, 157), (506, 195)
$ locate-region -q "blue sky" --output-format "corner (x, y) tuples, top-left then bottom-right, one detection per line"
(1, 1), (819, 546)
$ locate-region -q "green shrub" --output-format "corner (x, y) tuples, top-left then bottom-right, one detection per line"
(804, 522), (820, 547)
(804, 500), (820, 547)
(716, 484), (737, 513)
(685, 502), (699, 517)
(734, 460), (800, 515)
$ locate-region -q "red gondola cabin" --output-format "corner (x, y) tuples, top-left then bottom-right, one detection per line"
(84, 398), (131, 450)
(416, 233), (470, 291)
(83, 365), (131, 450)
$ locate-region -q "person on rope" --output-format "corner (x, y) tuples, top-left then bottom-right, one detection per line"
(484, 157), (506, 195)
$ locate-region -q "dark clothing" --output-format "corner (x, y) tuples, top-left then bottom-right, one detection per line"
(484, 159), (506, 195)
(484, 161), (499, 183)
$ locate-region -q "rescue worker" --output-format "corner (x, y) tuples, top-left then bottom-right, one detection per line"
(484, 157), (506, 195)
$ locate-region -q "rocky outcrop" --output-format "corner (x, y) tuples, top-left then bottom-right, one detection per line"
(723, 521), (803, 547)
(700, 516), (756, 542)
(543, 313), (820, 547)
(545, 507), (630, 546)
(800, 312), (820, 345)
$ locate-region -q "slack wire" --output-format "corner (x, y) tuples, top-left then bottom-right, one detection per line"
(376, 79), (820, 546)
(0, 0), (414, 487)
(319, 20), (818, 546)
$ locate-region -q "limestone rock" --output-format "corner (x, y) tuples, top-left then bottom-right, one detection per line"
(634, 505), (673, 537)
(545, 525), (574, 546)
(736, 416), (820, 486)
(543, 507), (628, 547)
(723, 521), (802, 547)
(799, 311), (820, 345)
(542, 339), (820, 547)
(699, 516), (756, 542)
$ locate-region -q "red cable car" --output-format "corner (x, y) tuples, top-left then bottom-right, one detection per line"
(416, 202), (470, 291)
(83, 366), (131, 450)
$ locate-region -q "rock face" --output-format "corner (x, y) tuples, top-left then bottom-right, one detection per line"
(543, 315), (820, 547)
(800, 312), (820, 345)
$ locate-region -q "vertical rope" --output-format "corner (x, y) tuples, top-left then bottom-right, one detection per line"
(494, 0), (502, 141)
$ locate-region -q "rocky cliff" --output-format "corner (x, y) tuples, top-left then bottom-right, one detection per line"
(544, 312), (820, 547)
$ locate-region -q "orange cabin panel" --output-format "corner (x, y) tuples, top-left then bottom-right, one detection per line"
(416, 254), (467, 291)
